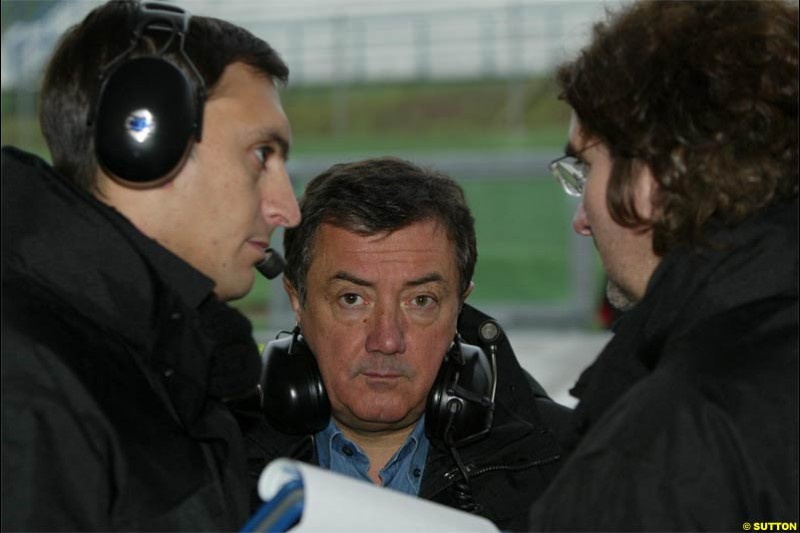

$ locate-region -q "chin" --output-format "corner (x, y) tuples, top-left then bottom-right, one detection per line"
(606, 279), (639, 312)
(359, 410), (407, 425)
(216, 274), (255, 303)
(350, 397), (422, 425)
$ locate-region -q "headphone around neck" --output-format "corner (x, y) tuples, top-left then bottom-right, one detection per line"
(260, 323), (499, 448)
(89, 1), (206, 188)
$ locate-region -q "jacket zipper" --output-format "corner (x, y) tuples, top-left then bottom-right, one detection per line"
(427, 454), (562, 499)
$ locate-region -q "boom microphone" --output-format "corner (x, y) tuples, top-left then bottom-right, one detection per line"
(256, 248), (286, 280)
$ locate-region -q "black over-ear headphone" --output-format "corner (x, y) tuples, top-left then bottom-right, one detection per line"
(260, 329), (331, 435)
(89, 1), (206, 188)
(425, 326), (498, 448)
(260, 323), (498, 447)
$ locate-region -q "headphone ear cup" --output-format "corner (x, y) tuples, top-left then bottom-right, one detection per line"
(425, 339), (495, 447)
(95, 56), (197, 186)
(260, 334), (331, 435)
(425, 355), (459, 443)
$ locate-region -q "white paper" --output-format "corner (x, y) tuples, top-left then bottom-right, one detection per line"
(258, 458), (499, 532)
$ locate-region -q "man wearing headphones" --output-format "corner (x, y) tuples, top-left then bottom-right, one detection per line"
(1, 1), (299, 530)
(238, 157), (569, 532)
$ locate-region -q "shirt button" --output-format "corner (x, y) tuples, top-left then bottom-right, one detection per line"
(342, 446), (354, 457)
(413, 468), (422, 478)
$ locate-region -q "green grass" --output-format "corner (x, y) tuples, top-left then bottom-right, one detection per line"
(290, 128), (567, 155)
(282, 77), (570, 154)
(464, 179), (571, 302)
(282, 78), (568, 133)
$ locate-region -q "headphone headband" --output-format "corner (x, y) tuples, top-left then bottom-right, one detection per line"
(137, 2), (190, 35)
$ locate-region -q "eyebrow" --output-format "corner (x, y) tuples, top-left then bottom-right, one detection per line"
(329, 272), (447, 288)
(252, 127), (291, 161)
(330, 272), (372, 287)
(269, 131), (291, 161)
(406, 273), (446, 287)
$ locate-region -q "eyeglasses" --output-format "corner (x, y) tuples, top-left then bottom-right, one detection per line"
(549, 143), (598, 197)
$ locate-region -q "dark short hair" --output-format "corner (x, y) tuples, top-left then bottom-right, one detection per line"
(284, 157), (477, 304)
(39, 0), (289, 192)
(557, 0), (798, 254)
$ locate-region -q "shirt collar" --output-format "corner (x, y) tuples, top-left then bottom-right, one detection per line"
(315, 416), (430, 496)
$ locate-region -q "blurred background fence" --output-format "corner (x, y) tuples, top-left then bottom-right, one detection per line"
(2, 0), (614, 335)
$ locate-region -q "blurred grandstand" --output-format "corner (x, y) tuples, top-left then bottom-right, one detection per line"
(3, 0), (608, 88)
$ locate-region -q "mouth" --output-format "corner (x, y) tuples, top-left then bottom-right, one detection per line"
(247, 240), (271, 260)
(362, 371), (403, 380)
(248, 239), (270, 250)
(246, 241), (271, 267)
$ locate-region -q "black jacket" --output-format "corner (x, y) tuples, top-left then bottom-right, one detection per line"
(530, 199), (799, 531)
(1, 147), (262, 531)
(239, 304), (570, 532)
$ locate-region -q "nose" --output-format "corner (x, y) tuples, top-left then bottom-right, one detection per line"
(572, 199), (593, 236)
(365, 302), (406, 356)
(262, 160), (301, 229)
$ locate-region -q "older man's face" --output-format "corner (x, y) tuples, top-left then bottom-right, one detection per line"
(286, 220), (468, 433)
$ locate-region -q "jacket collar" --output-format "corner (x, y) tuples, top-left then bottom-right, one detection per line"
(417, 303), (564, 493)
(568, 198), (799, 448)
(1, 147), (215, 351)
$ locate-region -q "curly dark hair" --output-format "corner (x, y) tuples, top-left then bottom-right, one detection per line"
(39, 0), (288, 192)
(283, 157), (477, 304)
(557, 0), (798, 254)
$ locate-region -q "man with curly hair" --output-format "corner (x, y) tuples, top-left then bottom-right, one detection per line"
(530, 1), (798, 530)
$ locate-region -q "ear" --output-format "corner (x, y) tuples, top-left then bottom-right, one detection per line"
(459, 281), (475, 314)
(283, 278), (303, 324)
(462, 281), (475, 302)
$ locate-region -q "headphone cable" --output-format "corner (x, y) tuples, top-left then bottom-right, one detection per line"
(449, 446), (482, 515)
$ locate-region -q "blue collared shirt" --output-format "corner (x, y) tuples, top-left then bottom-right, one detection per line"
(315, 415), (430, 496)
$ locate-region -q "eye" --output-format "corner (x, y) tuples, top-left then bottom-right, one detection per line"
(410, 295), (438, 309)
(254, 145), (274, 167)
(338, 293), (366, 308)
